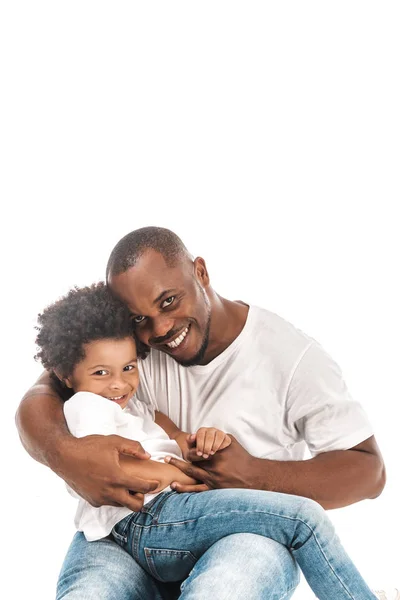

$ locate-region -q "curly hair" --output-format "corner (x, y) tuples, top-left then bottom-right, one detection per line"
(35, 282), (148, 379)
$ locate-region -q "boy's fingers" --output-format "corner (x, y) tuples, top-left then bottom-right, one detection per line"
(211, 430), (226, 453)
(195, 428), (207, 455)
(203, 429), (217, 457)
(219, 434), (232, 450)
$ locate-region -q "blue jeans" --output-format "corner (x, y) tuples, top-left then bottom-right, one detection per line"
(109, 489), (375, 600)
(57, 529), (299, 600)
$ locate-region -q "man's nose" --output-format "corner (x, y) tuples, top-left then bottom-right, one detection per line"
(150, 316), (175, 342)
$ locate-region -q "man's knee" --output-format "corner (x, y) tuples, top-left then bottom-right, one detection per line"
(180, 534), (300, 599)
(56, 533), (161, 600)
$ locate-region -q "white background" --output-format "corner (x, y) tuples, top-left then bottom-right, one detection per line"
(1, 2), (399, 598)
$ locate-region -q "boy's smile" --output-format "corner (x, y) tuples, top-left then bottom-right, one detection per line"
(64, 337), (139, 409)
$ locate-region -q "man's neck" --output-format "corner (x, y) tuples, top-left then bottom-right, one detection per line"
(199, 295), (249, 365)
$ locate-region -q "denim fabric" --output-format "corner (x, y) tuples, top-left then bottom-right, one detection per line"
(57, 525), (299, 599)
(111, 488), (375, 599)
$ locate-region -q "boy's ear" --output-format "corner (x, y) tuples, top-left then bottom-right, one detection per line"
(54, 370), (73, 388)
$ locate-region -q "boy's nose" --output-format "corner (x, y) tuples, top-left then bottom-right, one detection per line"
(110, 377), (125, 390)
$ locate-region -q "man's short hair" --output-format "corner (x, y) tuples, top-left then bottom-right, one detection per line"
(106, 226), (191, 278)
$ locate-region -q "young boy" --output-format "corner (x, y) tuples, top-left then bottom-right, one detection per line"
(35, 282), (383, 599)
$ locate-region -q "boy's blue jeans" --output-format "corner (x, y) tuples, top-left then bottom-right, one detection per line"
(57, 489), (374, 599)
(112, 488), (374, 599)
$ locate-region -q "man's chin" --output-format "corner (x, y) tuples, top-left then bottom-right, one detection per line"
(171, 342), (209, 367)
(173, 355), (202, 367)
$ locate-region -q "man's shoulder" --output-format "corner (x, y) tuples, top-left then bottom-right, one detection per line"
(248, 304), (314, 353)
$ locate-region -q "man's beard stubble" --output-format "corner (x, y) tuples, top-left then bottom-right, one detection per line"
(175, 310), (211, 368)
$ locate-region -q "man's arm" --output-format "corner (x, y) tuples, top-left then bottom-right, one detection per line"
(165, 434), (386, 510)
(15, 372), (167, 510)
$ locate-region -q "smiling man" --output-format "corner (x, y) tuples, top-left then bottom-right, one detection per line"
(16, 226), (386, 600)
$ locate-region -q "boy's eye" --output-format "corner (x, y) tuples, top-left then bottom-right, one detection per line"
(133, 315), (146, 324)
(161, 296), (175, 308)
(93, 370), (107, 376)
(123, 365), (135, 372)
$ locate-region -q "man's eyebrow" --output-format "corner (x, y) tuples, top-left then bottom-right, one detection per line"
(153, 289), (176, 305)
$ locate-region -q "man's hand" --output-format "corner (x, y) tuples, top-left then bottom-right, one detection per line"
(57, 434), (160, 511)
(165, 434), (257, 493)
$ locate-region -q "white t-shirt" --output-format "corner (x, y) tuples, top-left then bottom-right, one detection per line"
(63, 392), (183, 541)
(136, 305), (373, 461)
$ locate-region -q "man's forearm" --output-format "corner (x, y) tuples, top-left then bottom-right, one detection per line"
(251, 446), (385, 510)
(15, 384), (70, 469)
(160, 434), (386, 507)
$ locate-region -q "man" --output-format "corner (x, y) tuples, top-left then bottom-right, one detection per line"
(16, 226), (386, 599)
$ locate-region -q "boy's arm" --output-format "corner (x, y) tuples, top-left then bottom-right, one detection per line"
(154, 410), (190, 457)
(15, 372), (165, 510)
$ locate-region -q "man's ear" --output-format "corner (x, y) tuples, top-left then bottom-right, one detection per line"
(54, 370), (73, 389)
(193, 257), (210, 287)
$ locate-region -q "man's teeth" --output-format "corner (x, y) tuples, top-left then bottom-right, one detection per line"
(167, 327), (189, 349)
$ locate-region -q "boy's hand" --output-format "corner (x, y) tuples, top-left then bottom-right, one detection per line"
(188, 427), (231, 460)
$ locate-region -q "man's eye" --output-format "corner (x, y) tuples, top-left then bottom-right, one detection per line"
(93, 370), (107, 376)
(133, 315), (146, 324)
(161, 296), (175, 308)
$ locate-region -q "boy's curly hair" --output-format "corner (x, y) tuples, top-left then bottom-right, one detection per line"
(35, 282), (148, 379)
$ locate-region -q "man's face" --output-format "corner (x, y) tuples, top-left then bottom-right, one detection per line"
(109, 250), (212, 366)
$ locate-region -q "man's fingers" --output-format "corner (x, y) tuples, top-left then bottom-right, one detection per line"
(185, 448), (211, 462)
(116, 466), (160, 495)
(171, 482), (210, 493)
(115, 436), (151, 459)
(117, 490), (146, 512)
(164, 456), (207, 481)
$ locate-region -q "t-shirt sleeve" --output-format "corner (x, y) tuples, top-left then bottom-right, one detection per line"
(64, 391), (123, 437)
(285, 342), (374, 456)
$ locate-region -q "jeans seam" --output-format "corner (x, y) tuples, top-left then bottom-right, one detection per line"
(132, 520), (142, 562)
(295, 498), (357, 600)
(277, 582), (300, 600)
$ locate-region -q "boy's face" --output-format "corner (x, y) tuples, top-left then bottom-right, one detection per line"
(65, 337), (139, 409)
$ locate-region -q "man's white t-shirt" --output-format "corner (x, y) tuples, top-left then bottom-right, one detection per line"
(136, 305), (373, 461)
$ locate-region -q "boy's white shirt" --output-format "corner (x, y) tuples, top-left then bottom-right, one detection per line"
(64, 392), (183, 541)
